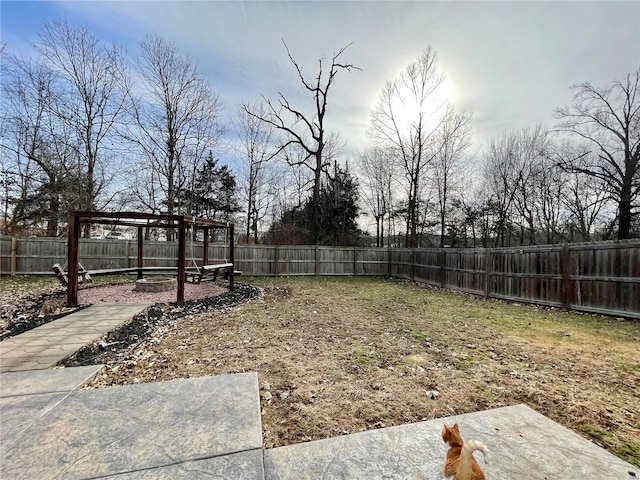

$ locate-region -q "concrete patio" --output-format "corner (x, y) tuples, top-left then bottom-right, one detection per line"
(1, 367), (637, 479)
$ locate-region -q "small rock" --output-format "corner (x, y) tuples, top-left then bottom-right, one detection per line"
(466, 344), (477, 349)
(426, 389), (439, 400)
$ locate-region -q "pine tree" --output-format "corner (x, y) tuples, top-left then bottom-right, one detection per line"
(264, 165), (363, 245)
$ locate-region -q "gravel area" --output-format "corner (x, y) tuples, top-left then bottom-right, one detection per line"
(77, 281), (228, 304)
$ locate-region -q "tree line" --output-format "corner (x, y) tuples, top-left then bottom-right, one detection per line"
(359, 48), (639, 247)
(1, 20), (638, 247)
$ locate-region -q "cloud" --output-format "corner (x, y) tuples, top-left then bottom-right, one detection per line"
(8, 0), (640, 157)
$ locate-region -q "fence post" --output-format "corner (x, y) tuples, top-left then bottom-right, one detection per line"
(315, 245), (319, 276)
(440, 250), (446, 288)
(274, 246), (279, 277)
(387, 246), (392, 277)
(484, 248), (492, 300)
(411, 249), (416, 281)
(11, 237), (17, 276)
(561, 243), (571, 310)
(229, 223), (235, 290)
(124, 239), (130, 268)
(353, 247), (358, 276)
(203, 228), (209, 267)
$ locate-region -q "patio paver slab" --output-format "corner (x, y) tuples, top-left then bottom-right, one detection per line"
(263, 404), (639, 480)
(0, 372), (262, 480)
(0, 303), (152, 372)
(0, 365), (102, 397)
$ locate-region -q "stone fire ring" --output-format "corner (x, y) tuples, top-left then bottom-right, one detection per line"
(134, 277), (177, 293)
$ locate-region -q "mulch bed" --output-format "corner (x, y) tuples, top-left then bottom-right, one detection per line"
(57, 283), (261, 367)
(0, 289), (76, 341)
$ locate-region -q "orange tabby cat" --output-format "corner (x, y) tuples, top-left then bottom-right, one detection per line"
(442, 423), (489, 480)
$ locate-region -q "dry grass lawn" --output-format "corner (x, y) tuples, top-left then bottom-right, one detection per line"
(86, 276), (639, 466)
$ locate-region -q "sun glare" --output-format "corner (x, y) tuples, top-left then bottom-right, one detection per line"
(391, 74), (457, 132)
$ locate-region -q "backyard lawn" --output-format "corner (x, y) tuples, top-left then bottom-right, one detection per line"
(82, 275), (640, 466)
(1, 274), (638, 466)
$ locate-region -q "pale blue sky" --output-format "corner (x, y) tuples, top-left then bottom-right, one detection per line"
(2, 1), (639, 159)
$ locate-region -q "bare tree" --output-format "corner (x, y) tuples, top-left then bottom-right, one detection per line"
(533, 157), (566, 244)
(1, 51), (79, 236)
(510, 126), (552, 244)
(430, 107), (472, 247)
(358, 146), (396, 246)
(551, 140), (611, 241)
(234, 99), (277, 243)
(482, 131), (525, 246)
(243, 42), (359, 243)
(555, 69), (640, 239)
(130, 35), (223, 232)
(562, 168), (610, 241)
(368, 47), (448, 247)
(453, 182), (489, 248)
(35, 20), (128, 233)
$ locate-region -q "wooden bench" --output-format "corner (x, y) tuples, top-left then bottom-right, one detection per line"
(88, 267), (179, 276)
(185, 263), (234, 284)
(52, 263), (92, 287)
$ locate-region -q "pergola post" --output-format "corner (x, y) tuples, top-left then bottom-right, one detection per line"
(177, 219), (186, 303)
(137, 226), (144, 280)
(67, 213), (80, 307)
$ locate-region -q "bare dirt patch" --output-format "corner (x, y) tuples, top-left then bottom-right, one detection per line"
(82, 276), (640, 466)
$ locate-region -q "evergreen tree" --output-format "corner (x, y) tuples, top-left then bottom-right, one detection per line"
(174, 153), (241, 221)
(316, 164), (361, 246)
(264, 165), (363, 245)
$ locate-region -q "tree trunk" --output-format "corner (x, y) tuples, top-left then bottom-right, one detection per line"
(618, 197), (632, 239)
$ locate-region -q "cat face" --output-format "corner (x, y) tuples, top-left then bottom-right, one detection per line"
(442, 423), (464, 446)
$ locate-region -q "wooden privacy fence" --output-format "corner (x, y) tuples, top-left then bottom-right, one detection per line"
(0, 238), (391, 277)
(391, 241), (640, 319)
(1, 235), (639, 318)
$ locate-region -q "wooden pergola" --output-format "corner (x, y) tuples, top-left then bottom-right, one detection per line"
(66, 211), (235, 307)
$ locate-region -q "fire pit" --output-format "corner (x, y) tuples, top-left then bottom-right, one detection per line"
(134, 277), (177, 293)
